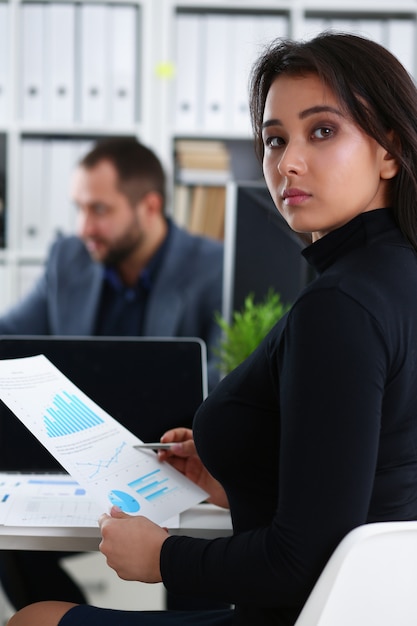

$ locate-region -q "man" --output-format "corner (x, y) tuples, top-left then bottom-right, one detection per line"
(0, 137), (223, 390)
(0, 137), (224, 610)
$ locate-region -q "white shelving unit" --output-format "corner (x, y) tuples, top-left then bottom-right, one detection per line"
(0, 0), (160, 312)
(159, 0), (417, 146)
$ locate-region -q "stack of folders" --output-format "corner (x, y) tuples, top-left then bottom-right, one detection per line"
(20, 3), (137, 126)
(173, 12), (289, 135)
(19, 137), (96, 253)
(173, 140), (231, 241)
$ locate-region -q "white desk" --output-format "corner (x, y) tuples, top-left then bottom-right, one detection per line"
(0, 504), (233, 551)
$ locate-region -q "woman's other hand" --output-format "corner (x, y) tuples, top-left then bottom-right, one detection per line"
(158, 428), (229, 509)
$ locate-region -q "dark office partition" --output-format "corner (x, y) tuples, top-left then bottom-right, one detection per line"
(222, 181), (312, 322)
(0, 336), (206, 471)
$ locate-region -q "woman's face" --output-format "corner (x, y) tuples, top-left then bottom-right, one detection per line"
(262, 73), (398, 241)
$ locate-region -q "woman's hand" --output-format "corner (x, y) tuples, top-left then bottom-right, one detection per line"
(98, 506), (169, 583)
(158, 428), (229, 509)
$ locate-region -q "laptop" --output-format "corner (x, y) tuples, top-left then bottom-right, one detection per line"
(0, 336), (207, 472)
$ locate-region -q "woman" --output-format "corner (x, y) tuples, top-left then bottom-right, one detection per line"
(7, 32), (417, 626)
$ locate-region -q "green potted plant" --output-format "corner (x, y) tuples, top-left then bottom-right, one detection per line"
(215, 289), (291, 376)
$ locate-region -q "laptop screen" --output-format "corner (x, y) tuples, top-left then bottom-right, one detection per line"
(0, 336), (207, 471)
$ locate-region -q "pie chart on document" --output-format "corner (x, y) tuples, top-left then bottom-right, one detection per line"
(108, 489), (140, 513)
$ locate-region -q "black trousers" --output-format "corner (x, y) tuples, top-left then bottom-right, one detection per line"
(60, 605), (234, 626)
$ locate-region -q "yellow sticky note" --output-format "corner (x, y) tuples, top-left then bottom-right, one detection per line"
(155, 62), (176, 79)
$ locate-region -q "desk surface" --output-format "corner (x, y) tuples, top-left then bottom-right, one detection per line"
(0, 504), (233, 551)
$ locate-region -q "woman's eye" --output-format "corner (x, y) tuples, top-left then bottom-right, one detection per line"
(312, 127), (334, 140)
(264, 136), (285, 148)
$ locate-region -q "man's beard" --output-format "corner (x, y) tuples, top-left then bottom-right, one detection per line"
(102, 229), (145, 268)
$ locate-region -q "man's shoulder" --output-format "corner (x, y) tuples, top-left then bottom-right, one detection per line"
(47, 235), (91, 264)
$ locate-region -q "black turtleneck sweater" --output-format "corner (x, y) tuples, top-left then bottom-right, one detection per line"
(161, 208), (417, 626)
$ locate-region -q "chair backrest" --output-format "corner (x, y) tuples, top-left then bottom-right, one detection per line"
(295, 521), (417, 626)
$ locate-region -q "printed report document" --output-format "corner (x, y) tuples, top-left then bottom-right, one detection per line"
(0, 354), (208, 526)
(0, 471), (102, 527)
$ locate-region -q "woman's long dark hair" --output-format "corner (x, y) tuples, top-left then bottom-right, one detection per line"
(249, 32), (417, 251)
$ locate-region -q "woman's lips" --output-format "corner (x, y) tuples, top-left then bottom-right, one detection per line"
(282, 188), (311, 206)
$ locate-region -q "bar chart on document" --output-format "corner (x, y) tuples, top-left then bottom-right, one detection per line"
(0, 355), (208, 523)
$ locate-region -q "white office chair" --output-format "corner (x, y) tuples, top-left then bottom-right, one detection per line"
(294, 521), (417, 626)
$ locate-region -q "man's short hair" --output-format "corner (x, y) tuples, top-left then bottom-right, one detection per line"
(79, 137), (166, 211)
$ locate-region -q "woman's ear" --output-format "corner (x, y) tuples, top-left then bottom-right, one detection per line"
(380, 150), (399, 180)
(380, 132), (400, 180)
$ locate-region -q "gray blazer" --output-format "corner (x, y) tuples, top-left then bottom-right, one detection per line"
(0, 222), (224, 391)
